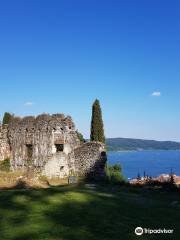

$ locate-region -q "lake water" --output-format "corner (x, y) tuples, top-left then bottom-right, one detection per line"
(108, 150), (180, 179)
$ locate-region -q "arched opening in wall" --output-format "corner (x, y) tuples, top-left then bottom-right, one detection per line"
(55, 144), (64, 152)
(26, 144), (33, 160)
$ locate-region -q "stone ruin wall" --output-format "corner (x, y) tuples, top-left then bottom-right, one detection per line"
(8, 114), (80, 176)
(0, 113), (107, 180)
(0, 125), (11, 161)
(74, 142), (107, 180)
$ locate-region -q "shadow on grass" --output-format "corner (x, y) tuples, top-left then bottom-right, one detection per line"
(0, 183), (179, 240)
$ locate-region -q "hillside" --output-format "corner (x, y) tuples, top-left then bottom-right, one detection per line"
(106, 138), (180, 151)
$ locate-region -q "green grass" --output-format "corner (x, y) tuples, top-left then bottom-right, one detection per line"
(0, 184), (179, 240)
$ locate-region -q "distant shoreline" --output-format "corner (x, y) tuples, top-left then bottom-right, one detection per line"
(106, 137), (180, 152)
(107, 149), (180, 152)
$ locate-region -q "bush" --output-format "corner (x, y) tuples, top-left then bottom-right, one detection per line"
(76, 130), (86, 143)
(108, 164), (122, 172)
(111, 171), (126, 184)
(2, 112), (13, 125)
(0, 158), (10, 172)
(105, 163), (127, 185)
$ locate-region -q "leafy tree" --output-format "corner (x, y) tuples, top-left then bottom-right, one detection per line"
(90, 99), (105, 143)
(76, 130), (85, 143)
(2, 112), (13, 125)
(105, 163), (127, 184)
(108, 164), (122, 172)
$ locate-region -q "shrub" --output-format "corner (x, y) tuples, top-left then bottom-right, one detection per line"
(110, 171), (126, 184)
(105, 163), (127, 185)
(76, 130), (86, 143)
(108, 164), (122, 172)
(0, 158), (10, 172)
(2, 112), (13, 125)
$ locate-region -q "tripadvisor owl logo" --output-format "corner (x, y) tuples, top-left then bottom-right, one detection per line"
(135, 227), (174, 235)
(135, 227), (143, 236)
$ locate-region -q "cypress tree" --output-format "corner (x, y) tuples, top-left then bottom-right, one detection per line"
(2, 112), (12, 125)
(90, 99), (105, 143)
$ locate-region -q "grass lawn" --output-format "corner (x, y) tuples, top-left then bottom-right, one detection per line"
(0, 184), (179, 240)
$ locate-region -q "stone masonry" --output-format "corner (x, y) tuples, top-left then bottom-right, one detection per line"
(0, 113), (107, 179)
(74, 142), (107, 179)
(0, 125), (10, 161)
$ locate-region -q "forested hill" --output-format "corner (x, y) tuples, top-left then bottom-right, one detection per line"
(106, 138), (180, 151)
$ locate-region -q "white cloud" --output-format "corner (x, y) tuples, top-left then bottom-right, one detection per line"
(24, 102), (34, 106)
(151, 91), (161, 97)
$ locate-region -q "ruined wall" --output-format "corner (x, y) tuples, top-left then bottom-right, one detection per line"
(74, 142), (107, 180)
(0, 125), (10, 161)
(8, 114), (81, 178)
(1, 113), (107, 180)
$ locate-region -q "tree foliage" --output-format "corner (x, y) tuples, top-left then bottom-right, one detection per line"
(108, 164), (122, 172)
(90, 99), (105, 143)
(105, 163), (127, 184)
(76, 130), (85, 143)
(2, 112), (13, 125)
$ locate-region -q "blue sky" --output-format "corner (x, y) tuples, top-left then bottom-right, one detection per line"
(0, 0), (180, 141)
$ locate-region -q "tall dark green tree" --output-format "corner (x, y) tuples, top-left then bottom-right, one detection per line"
(90, 99), (105, 143)
(2, 112), (13, 125)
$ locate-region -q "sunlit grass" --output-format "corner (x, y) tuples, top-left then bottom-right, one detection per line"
(0, 185), (179, 240)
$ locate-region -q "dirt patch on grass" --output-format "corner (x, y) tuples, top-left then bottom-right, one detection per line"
(0, 171), (70, 189)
